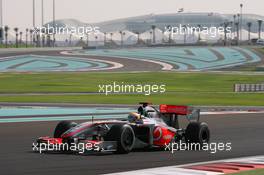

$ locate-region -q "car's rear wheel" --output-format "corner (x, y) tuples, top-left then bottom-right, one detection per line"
(185, 122), (210, 146)
(54, 121), (77, 138)
(104, 124), (135, 154)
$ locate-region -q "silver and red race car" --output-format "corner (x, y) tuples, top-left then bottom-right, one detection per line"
(34, 103), (210, 154)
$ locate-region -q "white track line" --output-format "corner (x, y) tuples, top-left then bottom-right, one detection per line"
(201, 111), (264, 115)
(33, 54), (124, 71)
(105, 155), (264, 175)
(105, 167), (222, 175)
(0, 54), (124, 71)
(61, 51), (174, 71)
(175, 155), (264, 168)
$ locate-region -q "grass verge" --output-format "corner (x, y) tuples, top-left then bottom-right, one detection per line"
(230, 169), (264, 175)
(0, 72), (263, 105)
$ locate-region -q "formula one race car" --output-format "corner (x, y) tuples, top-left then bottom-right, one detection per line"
(34, 103), (210, 154)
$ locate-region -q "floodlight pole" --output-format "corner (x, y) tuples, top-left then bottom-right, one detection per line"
(0, 0), (2, 27)
(53, 0), (56, 47)
(237, 13), (240, 45)
(41, 0), (44, 26)
(41, 0), (45, 47)
(240, 4), (243, 42)
(32, 0), (36, 47)
(33, 0), (35, 28)
(0, 0), (3, 44)
(233, 15), (236, 38)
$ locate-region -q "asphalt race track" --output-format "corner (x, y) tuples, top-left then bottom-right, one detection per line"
(68, 47), (262, 71)
(0, 48), (263, 175)
(0, 50), (163, 72)
(0, 46), (263, 72)
(0, 112), (264, 175)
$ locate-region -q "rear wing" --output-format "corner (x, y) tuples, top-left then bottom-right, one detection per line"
(159, 104), (200, 122)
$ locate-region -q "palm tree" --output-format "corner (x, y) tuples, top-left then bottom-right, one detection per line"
(29, 29), (33, 45)
(19, 32), (23, 44)
(14, 27), (19, 48)
(135, 32), (140, 44)
(40, 28), (46, 47)
(240, 4), (243, 40)
(197, 24), (201, 41)
(122, 32), (126, 46)
(42, 32), (45, 47)
(257, 20), (263, 39)
(233, 15), (237, 37)
(167, 25), (172, 43)
(247, 22), (252, 42)
(104, 32), (107, 46)
(235, 22), (239, 45)
(110, 32), (113, 42)
(183, 25), (187, 44)
(4, 26), (9, 48)
(162, 30), (165, 43)
(36, 32), (40, 47)
(25, 29), (29, 48)
(0, 27), (3, 45)
(237, 14), (240, 42)
(119, 31), (123, 47)
(149, 31), (152, 44)
(223, 22), (230, 46)
(69, 33), (72, 47)
(47, 34), (51, 47)
(86, 32), (89, 46)
(95, 35), (98, 47)
(151, 25), (156, 44)
(80, 37), (83, 42)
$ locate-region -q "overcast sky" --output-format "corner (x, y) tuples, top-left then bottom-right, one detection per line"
(1, 0), (263, 30)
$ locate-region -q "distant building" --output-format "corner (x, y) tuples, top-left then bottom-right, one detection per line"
(43, 13), (264, 45)
(45, 13), (264, 33)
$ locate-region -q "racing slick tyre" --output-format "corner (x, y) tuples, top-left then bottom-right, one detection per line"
(104, 124), (135, 154)
(185, 122), (210, 146)
(54, 121), (77, 138)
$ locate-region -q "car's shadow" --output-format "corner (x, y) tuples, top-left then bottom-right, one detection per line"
(28, 147), (165, 157)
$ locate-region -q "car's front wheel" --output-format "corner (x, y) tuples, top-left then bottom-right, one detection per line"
(53, 121), (77, 138)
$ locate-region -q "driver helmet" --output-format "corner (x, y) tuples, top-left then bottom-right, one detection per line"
(128, 112), (142, 123)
